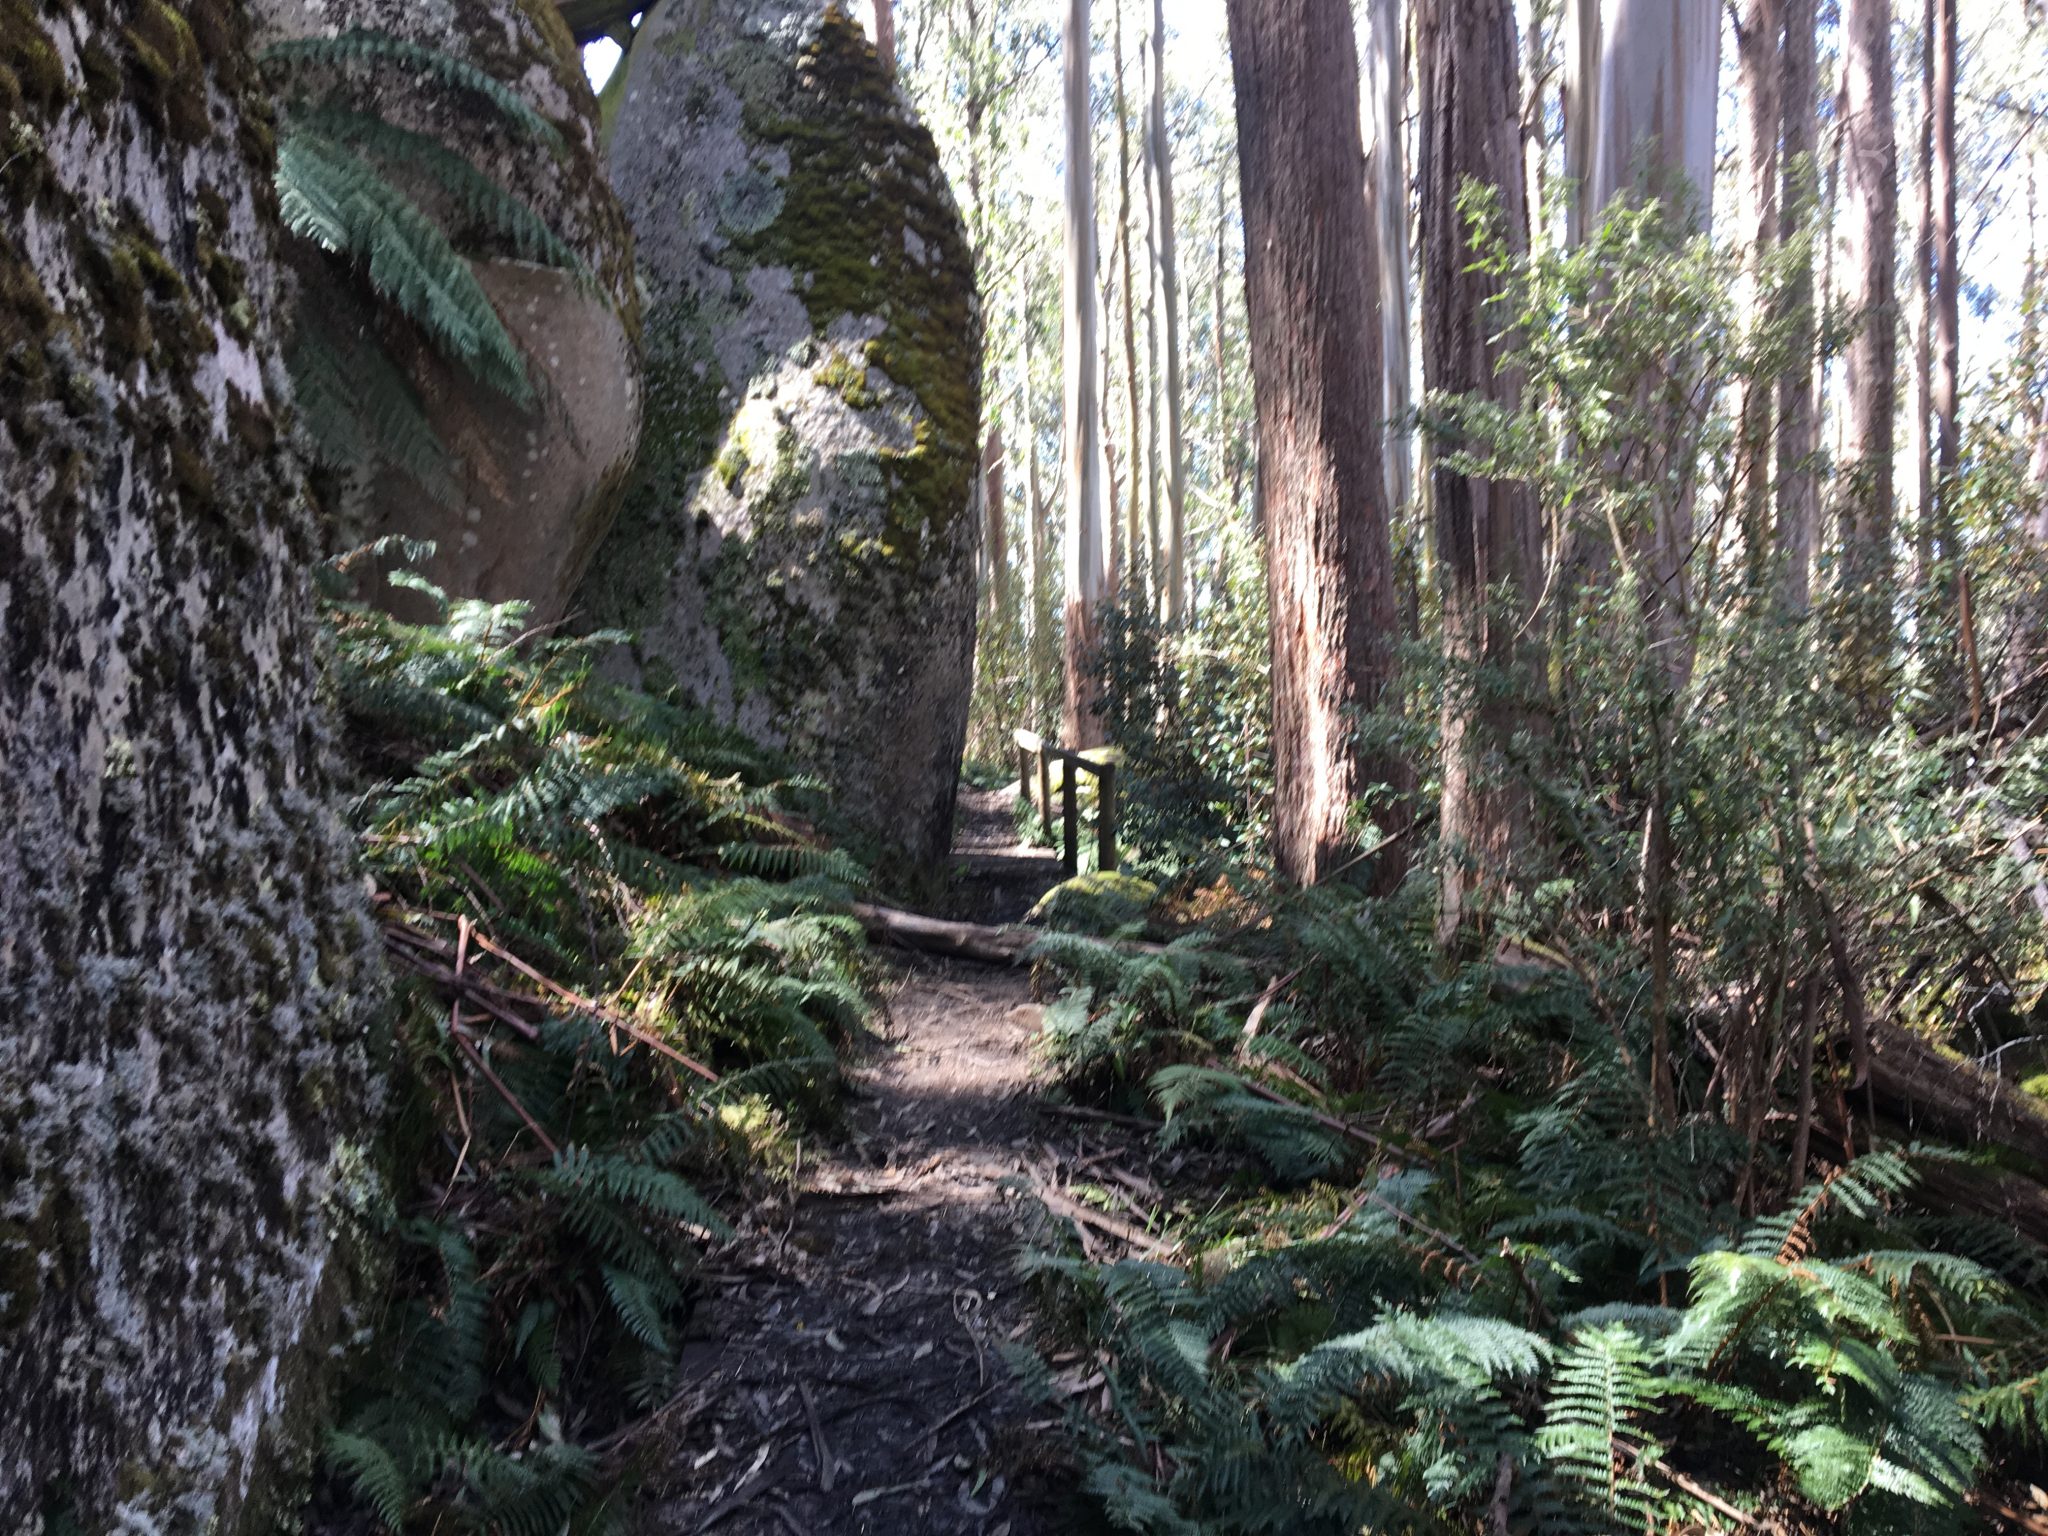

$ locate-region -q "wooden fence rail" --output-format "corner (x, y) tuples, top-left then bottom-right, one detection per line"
(1014, 729), (1118, 876)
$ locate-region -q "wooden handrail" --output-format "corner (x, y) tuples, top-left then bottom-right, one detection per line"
(1013, 729), (1119, 876)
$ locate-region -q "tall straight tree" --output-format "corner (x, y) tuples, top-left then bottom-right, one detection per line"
(1585, 0), (1720, 687)
(1112, 0), (1146, 599)
(1776, 0), (1820, 610)
(1420, 0), (1545, 937)
(1931, 0), (1959, 624)
(1839, 0), (1898, 705)
(1227, 0), (1408, 887)
(1735, 0), (1783, 572)
(874, 0), (896, 74)
(1064, 0), (1109, 746)
(1149, 0), (1190, 621)
(1365, 0), (1415, 526)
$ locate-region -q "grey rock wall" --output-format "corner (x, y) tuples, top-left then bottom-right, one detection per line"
(0, 2), (380, 1528)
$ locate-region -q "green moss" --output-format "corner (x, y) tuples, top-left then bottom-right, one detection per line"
(814, 347), (879, 409)
(79, 43), (121, 113)
(735, 6), (980, 572)
(0, 0), (67, 115)
(124, 0), (210, 144)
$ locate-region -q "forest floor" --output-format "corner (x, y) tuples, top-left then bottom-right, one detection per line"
(642, 788), (1139, 1535)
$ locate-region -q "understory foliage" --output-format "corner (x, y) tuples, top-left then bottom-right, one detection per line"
(316, 551), (866, 1534)
(1025, 202), (2048, 1532)
(264, 30), (585, 501)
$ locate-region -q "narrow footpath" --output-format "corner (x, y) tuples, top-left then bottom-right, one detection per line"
(647, 788), (1134, 1535)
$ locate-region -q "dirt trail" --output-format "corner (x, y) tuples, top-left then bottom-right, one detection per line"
(646, 789), (1117, 1535)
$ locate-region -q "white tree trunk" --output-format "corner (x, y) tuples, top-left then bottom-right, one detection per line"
(1149, 0), (1190, 623)
(1587, 0), (1721, 230)
(1364, 0), (1414, 522)
(1065, 0), (1109, 745)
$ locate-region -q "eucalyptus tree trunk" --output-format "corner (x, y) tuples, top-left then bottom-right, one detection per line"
(1523, 0), (1553, 245)
(0, 4), (376, 1526)
(1912, 3), (1935, 609)
(1421, 0), (1546, 940)
(1586, 0), (1719, 225)
(1735, 0), (1784, 579)
(1112, 0), (1146, 604)
(1563, 0), (1602, 246)
(985, 424), (1008, 618)
(1022, 323), (1051, 719)
(1931, 0), (1960, 624)
(1149, 0), (1190, 622)
(1775, 0), (1820, 612)
(875, 0), (896, 73)
(1064, 0), (1110, 746)
(1227, 0), (1408, 887)
(1365, 0), (1415, 526)
(1141, 35), (1164, 597)
(1838, 0), (1899, 708)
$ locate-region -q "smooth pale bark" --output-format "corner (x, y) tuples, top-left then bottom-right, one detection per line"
(1912, 0), (1934, 606)
(1364, 0), (1415, 524)
(1735, 0), (1783, 577)
(1586, 0), (1719, 226)
(1932, 0), (1960, 609)
(1214, 157), (1244, 530)
(1227, 0), (1408, 886)
(1023, 323), (1049, 717)
(1150, 0), (1190, 622)
(1064, 0), (1109, 746)
(1523, 0), (1552, 244)
(985, 425), (1008, 616)
(1775, 0), (1820, 611)
(1839, 0), (1899, 704)
(1564, 0), (1602, 246)
(1585, 0), (1720, 687)
(1113, 0), (1146, 602)
(1141, 31), (1164, 594)
(1421, 0), (1546, 938)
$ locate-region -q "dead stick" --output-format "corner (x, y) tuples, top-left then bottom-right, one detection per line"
(452, 1027), (559, 1157)
(798, 1380), (836, 1494)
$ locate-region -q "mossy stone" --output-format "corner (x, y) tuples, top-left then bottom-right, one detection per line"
(579, 0), (984, 871)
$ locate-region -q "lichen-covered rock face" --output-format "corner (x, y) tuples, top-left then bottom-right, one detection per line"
(0, 2), (379, 1529)
(579, 0), (983, 871)
(256, 0), (643, 624)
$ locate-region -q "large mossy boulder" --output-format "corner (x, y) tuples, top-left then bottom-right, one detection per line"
(0, 1), (378, 1526)
(579, 0), (984, 870)
(257, 0), (643, 623)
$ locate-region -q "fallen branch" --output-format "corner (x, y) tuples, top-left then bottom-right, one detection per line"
(851, 902), (1166, 966)
(1865, 1017), (2048, 1171)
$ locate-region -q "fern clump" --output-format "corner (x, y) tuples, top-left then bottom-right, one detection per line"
(313, 560), (869, 1533)
(263, 30), (588, 496)
(1025, 880), (2048, 1533)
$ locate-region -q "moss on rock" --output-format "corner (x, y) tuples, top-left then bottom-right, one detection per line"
(578, 0), (984, 871)
(0, 4), (382, 1529)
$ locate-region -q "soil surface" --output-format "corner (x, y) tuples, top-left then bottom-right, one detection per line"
(643, 788), (1127, 1535)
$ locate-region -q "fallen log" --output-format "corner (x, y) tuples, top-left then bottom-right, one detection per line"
(850, 903), (1041, 965)
(1865, 1018), (2048, 1171)
(850, 902), (1168, 966)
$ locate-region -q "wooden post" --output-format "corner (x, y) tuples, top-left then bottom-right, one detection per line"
(1061, 755), (1079, 874)
(1096, 759), (1118, 873)
(1017, 741), (1033, 817)
(1039, 752), (1055, 843)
